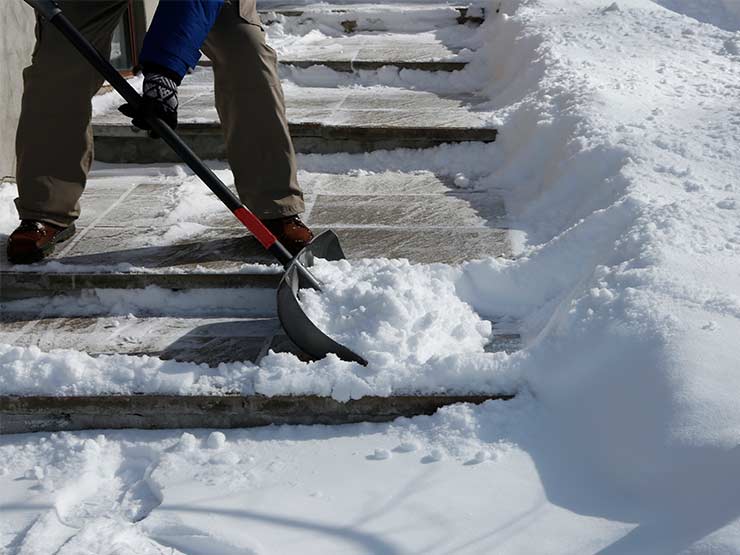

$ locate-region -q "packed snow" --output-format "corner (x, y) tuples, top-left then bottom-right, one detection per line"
(3, 0), (740, 551)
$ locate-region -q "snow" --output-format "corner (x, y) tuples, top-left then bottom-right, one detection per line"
(0, 397), (640, 554)
(92, 75), (144, 117)
(3, 0), (740, 551)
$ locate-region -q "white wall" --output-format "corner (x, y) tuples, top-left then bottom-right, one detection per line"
(143, 0), (158, 27)
(0, 2), (35, 181)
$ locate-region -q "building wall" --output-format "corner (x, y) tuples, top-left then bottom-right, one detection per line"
(0, 3), (35, 181)
(143, 0), (158, 27)
(1, 0), (174, 181)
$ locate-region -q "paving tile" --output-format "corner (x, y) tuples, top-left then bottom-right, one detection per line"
(301, 171), (457, 195)
(308, 193), (506, 228)
(356, 42), (461, 63)
(99, 182), (242, 229)
(324, 228), (509, 262)
(74, 181), (136, 229)
(275, 32), (463, 64)
(95, 72), (492, 133)
(0, 315), (279, 365)
(52, 227), (271, 270)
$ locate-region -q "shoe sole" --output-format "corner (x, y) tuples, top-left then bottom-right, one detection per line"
(7, 223), (77, 265)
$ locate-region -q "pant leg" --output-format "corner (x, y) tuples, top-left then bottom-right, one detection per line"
(201, 0), (304, 219)
(15, 0), (128, 227)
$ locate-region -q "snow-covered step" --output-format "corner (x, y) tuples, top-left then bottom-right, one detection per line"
(0, 393), (510, 434)
(92, 70), (498, 162)
(202, 31), (470, 72)
(0, 170), (510, 297)
(0, 310), (519, 366)
(258, 3), (485, 32)
(0, 314), (283, 365)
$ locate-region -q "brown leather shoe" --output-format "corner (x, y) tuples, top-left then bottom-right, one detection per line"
(6, 220), (76, 264)
(263, 215), (314, 256)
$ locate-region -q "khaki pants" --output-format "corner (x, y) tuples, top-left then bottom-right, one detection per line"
(15, 0), (304, 227)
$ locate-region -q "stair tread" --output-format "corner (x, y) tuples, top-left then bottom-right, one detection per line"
(0, 313), (520, 366)
(94, 70), (495, 131)
(0, 170), (510, 293)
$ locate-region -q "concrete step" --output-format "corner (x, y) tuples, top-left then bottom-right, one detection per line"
(257, 4), (486, 31)
(92, 70), (498, 162)
(0, 393), (510, 434)
(0, 311), (520, 366)
(0, 170), (510, 298)
(201, 31), (470, 72)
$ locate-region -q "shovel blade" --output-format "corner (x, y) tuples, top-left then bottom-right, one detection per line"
(276, 231), (368, 366)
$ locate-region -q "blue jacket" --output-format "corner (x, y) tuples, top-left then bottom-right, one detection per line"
(139, 1), (225, 82)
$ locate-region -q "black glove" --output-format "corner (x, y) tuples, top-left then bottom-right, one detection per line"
(119, 70), (179, 138)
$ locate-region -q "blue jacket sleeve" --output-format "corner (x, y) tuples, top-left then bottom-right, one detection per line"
(139, 1), (224, 82)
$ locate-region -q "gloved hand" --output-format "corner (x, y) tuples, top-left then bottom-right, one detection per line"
(119, 70), (179, 138)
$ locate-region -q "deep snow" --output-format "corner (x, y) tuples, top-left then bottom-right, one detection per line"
(3, 0), (740, 552)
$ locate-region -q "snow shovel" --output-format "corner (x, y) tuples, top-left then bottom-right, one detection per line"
(24, 0), (368, 366)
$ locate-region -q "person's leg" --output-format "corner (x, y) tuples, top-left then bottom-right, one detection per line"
(201, 0), (305, 219)
(15, 0), (128, 227)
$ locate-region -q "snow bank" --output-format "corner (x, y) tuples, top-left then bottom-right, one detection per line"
(448, 0), (740, 522)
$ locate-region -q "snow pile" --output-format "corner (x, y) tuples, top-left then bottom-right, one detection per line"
(434, 0), (740, 524)
(301, 258), (491, 365)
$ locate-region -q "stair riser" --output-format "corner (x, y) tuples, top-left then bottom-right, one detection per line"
(0, 273), (280, 301)
(0, 394), (512, 434)
(92, 126), (497, 163)
(199, 59), (468, 72)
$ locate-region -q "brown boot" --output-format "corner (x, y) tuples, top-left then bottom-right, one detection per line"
(263, 215), (314, 256)
(6, 220), (76, 264)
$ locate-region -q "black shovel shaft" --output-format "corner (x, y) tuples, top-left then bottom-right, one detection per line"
(26, 0), (320, 283)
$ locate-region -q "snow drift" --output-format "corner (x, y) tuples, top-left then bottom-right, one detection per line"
(452, 0), (740, 542)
